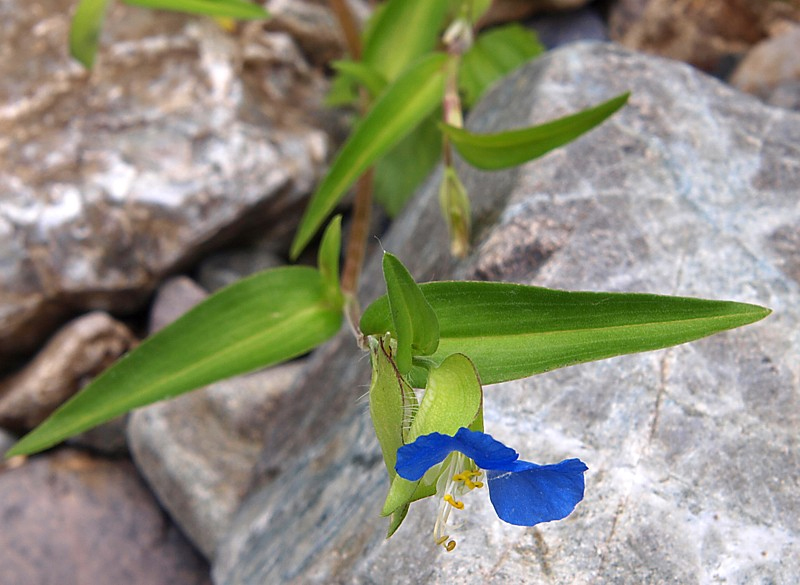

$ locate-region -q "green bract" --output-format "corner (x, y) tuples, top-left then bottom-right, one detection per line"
(381, 353), (483, 518)
(382, 253), (440, 374)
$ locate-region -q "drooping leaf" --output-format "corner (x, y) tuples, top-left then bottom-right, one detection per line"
(8, 267), (342, 457)
(382, 353), (482, 516)
(361, 281), (771, 388)
(122, 0), (268, 18)
(362, 0), (450, 82)
(318, 215), (343, 308)
(442, 92), (630, 170)
(383, 253), (440, 374)
(70, 0), (111, 68)
(290, 53), (447, 259)
(373, 113), (442, 216)
(459, 23), (543, 108)
(331, 60), (388, 100)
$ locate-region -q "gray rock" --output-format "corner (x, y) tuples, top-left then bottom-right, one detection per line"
(0, 0), (332, 361)
(0, 311), (137, 431)
(128, 272), (306, 559)
(197, 244), (284, 292)
(148, 275), (210, 333)
(0, 427), (14, 459)
(530, 6), (608, 49)
(730, 24), (800, 111)
(129, 364), (305, 560)
(213, 43), (799, 584)
(0, 448), (211, 585)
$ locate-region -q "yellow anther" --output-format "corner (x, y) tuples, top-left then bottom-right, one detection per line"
(444, 494), (464, 509)
(471, 481), (484, 489)
(452, 471), (469, 482)
(435, 535), (450, 546)
(445, 540), (457, 552)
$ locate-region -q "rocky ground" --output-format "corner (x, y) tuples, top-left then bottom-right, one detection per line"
(1, 1), (798, 584)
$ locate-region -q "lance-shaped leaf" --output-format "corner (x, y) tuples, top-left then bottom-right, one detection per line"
(123, 0), (268, 18)
(382, 353), (483, 516)
(331, 60), (388, 100)
(459, 23), (543, 108)
(318, 215), (343, 308)
(362, 0), (450, 83)
(70, 0), (111, 68)
(291, 53), (447, 259)
(361, 281), (771, 388)
(374, 113), (442, 217)
(8, 267), (342, 457)
(442, 92), (630, 170)
(383, 253), (440, 375)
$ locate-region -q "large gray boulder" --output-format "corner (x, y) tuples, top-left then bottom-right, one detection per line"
(214, 43), (798, 583)
(0, 0), (334, 360)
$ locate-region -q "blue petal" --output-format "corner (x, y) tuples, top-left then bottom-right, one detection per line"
(395, 428), (519, 481)
(487, 458), (588, 526)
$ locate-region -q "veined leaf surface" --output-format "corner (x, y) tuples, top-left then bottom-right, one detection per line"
(362, 0), (450, 82)
(9, 267), (341, 457)
(361, 281), (770, 387)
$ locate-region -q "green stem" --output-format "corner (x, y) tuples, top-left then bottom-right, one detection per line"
(341, 168), (373, 347)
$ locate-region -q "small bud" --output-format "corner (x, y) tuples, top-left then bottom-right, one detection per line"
(439, 166), (471, 258)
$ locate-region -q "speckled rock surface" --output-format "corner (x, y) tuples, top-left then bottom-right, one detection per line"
(608, 0), (800, 73)
(0, 449), (211, 585)
(730, 24), (800, 110)
(0, 311), (136, 431)
(0, 0), (333, 361)
(128, 274), (305, 559)
(213, 43), (798, 584)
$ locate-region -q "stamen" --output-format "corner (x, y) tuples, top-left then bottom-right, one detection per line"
(444, 540), (457, 552)
(444, 494), (464, 509)
(435, 535), (450, 546)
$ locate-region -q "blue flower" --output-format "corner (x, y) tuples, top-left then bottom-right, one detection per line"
(395, 427), (587, 549)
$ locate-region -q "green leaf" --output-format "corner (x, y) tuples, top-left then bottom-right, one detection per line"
(70, 0), (111, 68)
(331, 60), (388, 100)
(373, 113), (442, 216)
(318, 215), (343, 309)
(459, 23), (544, 108)
(8, 267), (342, 457)
(122, 0), (268, 19)
(290, 53), (447, 259)
(361, 281), (771, 388)
(383, 253), (440, 375)
(442, 92), (630, 170)
(362, 0), (450, 82)
(448, 0), (493, 24)
(368, 334), (418, 480)
(382, 353), (482, 515)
